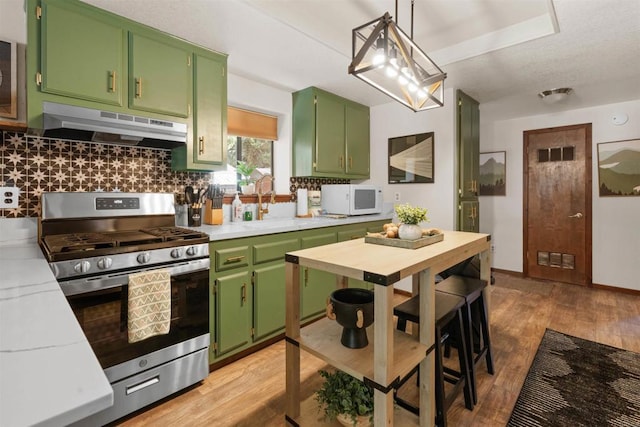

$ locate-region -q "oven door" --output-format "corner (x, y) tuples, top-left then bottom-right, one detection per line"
(61, 259), (209, 374)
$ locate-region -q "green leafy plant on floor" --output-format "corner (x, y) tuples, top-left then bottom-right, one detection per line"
(315, 369), (374, 426)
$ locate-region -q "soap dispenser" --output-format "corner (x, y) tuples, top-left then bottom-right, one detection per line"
(232, 192), (243, 222)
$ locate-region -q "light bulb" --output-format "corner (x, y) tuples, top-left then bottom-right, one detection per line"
(417, 89), (427, 98)
(373, 51), (385, 66)
(398, 74), (408, 86)
(385, 65), (398, 78)
(408, 82), (417, 93)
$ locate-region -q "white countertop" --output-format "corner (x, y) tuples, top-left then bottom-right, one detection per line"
(191, 213), (393, 241)
(0, 220), (113, 427)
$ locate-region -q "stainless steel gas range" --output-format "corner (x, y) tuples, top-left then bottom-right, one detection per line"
(39, 192), (210, 426)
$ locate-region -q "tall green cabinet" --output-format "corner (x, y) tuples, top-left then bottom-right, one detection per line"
(457, 90), (480, 232)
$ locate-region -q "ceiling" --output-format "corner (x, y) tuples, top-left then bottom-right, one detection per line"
(84, 0), (640, 119)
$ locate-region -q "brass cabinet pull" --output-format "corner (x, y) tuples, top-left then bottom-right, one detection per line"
(198, 136), (205, 155)
(304, 268), (309, 286)
(339, 156), (344, 168)
(349, 156), (353, 169)
(109, 70), (116, 93)
(241, 284), (246, 305)
(225, 255), (245, 263)
(135, 77), (142, 98)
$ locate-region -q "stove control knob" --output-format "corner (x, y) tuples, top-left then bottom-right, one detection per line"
(170, 248), (184, 259)
(97, 257), (113, 270)
(186, 246), (198, 257)
(137, 252), (151, 264)
(73, 260), (91, 274)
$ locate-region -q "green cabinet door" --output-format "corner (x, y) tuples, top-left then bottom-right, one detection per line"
(300, 231), (338, 319)
(129, 32), (191, 117)
(252, 263), (286, 341)
(345, 102), (370, 177)
(457, 90), (480, 232)
(193, 54), (226, 165)
(215, 270), (251, 356)
(40, 0), (124, 105)
(315, 91), (346, 175)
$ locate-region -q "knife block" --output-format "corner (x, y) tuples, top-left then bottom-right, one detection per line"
(204, 200), (223, 225)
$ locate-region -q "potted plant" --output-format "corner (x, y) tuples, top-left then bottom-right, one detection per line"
(315, 369), (374, 427)
(236, 161), (256, 194)
(394, 203), (429, 240)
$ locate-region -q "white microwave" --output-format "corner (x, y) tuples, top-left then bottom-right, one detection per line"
(321, 184), (382, 216)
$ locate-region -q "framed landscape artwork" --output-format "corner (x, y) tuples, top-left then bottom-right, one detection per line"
(479, 151), (506, 195)
(0, 39), (17, 119)
(597, 138), (640, 196)
(388, 132), (434, 184)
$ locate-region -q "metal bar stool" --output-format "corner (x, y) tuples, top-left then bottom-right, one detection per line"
(393, 292), (474, 426)
(436, 275), (494, 405)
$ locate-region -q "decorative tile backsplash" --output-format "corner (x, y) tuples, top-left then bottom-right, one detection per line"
(0, 131), (351, 218)
(0, 132), (212, 218)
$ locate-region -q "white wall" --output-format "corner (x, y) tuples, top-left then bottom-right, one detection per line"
(479, 99), (640, 291)
(227, 74), (292, 194)
(368, 88), (457, 231)
(368, 88), (457, 291)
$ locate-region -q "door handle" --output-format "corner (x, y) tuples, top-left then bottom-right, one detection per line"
(135, 77), (143, 98)
(568, 212), (583, 218)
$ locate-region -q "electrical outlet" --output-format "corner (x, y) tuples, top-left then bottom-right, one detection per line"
(491, 245), (495, 253)
(0, 187), (20, 209)
(394, 192), (401, 202)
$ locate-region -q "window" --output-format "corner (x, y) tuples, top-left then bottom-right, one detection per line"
(212, 107), (277, 190)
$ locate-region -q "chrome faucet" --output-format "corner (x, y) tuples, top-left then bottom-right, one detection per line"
(256, 175), (275, 220)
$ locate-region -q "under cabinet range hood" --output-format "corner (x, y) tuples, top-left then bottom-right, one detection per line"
(37, 102), (188, 149)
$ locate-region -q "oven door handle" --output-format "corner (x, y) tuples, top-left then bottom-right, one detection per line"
(59, 258), (210, 296)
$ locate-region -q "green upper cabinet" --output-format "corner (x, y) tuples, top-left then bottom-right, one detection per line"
(39, 0), (124, 106)
(292, 87), (370, 179)
(128, 32), (191, 118)
(172, 53), (227, 171)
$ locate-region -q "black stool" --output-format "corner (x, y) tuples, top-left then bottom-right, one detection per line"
(393, 292), (474, 426)
(436, 275), (494, 405)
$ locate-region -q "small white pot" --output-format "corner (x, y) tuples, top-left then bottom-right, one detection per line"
(240, 183), (255, 195)
(398, 223), (422, 240)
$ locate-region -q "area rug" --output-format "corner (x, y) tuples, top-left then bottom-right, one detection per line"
(508, 329), (640, 426)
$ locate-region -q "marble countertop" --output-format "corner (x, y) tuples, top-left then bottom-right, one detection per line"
(0, 220), (113, 427)
(0, 213), (392, 426)
(191, 213), (394, 241)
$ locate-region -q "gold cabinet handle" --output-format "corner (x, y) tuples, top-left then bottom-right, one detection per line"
(339, 156), (344, 168)
(109, 70), (116, 93)
(304, 268), (309, 287)
(198, 136), (205, 155)
(225, 255), (245, 264)
(241, 284), (246, 305)
(349, 156), (353, 169)
(135, 77), (142, 98)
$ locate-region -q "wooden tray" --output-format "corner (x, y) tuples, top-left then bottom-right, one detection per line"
(364, 232), (444, 249)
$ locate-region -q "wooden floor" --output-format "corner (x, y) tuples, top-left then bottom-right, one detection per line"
(118, 272), (640, 426)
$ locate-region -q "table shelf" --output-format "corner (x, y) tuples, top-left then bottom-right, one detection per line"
(299, 317), (429, 383)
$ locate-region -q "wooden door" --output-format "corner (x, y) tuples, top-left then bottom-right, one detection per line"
(524, 124), (592, 285)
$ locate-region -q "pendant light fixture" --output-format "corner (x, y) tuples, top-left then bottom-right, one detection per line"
(348, 0), (446, 112)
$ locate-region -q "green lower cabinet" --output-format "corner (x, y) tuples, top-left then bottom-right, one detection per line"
(253, 262), (287, 341)
(300, 231), (338, 320)
(214, 269), (252, 358)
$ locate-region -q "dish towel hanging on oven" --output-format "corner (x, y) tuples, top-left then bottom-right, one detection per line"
(128, 269), (171, 343)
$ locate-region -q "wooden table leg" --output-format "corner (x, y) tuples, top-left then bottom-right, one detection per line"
(373, 284), (394, 426)
(285, 262), (300, 424)
(418, 268), (435, 427)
